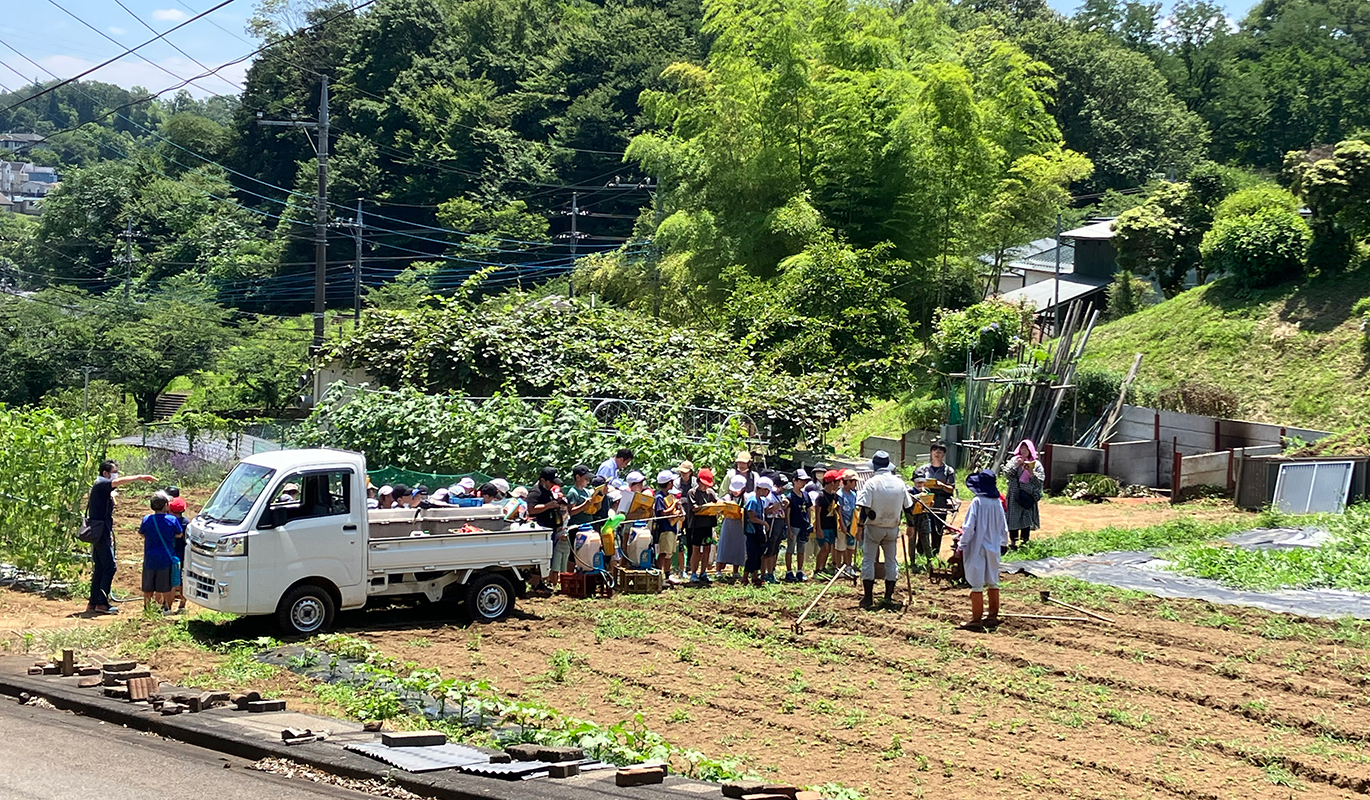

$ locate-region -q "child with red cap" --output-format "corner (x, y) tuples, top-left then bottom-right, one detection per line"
(166, 487), (189, 612)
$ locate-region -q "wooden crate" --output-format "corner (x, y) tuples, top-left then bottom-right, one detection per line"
(615, 567), (664, 595)
(558, 571), (613, 599)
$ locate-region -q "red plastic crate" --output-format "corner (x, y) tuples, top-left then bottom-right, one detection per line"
(558, 571), (612, 599)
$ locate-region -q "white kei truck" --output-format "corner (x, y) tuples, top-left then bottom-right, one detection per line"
(184, 449), (553, 635)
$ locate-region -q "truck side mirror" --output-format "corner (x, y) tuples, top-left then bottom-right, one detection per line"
(259, 507), (288, 529)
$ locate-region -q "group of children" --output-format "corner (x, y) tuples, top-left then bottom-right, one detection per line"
(138, 487), (190, 613)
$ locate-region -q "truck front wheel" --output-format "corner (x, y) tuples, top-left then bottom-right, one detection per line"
(466, 573), (515, 622)
(277, 584), (336, 636)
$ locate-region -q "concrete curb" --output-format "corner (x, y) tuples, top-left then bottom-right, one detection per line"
(0, 662), (714, 800)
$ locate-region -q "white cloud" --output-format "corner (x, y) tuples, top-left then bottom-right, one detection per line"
(151, 8), (188, 22)
(108, 26), (126, 35)
(37, 54), (250, 99)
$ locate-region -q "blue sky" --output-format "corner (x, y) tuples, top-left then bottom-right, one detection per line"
(3, 0), (1252, 101)
(0, 1), (256, 99)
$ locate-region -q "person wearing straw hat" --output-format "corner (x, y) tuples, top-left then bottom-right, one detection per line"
(715, 473), (749, 580)
(726, 450), (756, 494)
(959, 470), (1010, 630)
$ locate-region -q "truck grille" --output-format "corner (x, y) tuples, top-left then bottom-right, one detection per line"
(188, 570), (215, 600)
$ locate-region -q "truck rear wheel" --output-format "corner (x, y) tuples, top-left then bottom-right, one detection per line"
(277, 584), (336, 636)
(466, 572), (515, 622)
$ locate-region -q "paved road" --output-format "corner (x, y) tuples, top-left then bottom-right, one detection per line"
(0, 699), (371, 800)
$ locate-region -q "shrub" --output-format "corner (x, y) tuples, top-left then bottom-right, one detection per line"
(1063, 473), (1120, 501)
(1104, 270), (1155, 320)
(1201, 208), (1311, 289)
(1214, 185), (1299, 221)
(928, 300), (1030, 368)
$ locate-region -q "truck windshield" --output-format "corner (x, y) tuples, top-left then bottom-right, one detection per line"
(200, 463), (276, 525)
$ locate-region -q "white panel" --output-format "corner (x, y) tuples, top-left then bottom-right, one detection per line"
(1273, 462), (1354, 514)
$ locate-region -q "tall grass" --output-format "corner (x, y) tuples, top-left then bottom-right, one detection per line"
(1169, 504), (1370, 591)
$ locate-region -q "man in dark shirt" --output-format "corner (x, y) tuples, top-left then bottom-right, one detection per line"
(912, 443), (957, 559)
(784, 471), (814, 582)
(86, 459), (157, 615)
(527, 467), (565, 531)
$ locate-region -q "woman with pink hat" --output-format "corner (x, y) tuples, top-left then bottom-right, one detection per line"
(1004, 439), (1044, 549)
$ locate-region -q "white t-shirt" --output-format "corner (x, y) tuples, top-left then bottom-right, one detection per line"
(855, 469), (912, 527)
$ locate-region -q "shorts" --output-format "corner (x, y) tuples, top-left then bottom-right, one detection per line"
(763, 519), (786, 557)
(142, 567), (172, 593)
(658, 529), (678, 558)
(961, 546), (1001, 592)
(787, 524), (811, 547)
(686, 526), (715, 550)
(551, 535), (572, 573)
(834, 531), (855, 552)
(818, 527), (837, 547)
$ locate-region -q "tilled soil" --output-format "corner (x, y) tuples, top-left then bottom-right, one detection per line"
(337, 576), (1370, 800)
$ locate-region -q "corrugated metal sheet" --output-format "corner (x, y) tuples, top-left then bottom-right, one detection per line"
(1273, 461), (1355, 514)
(345, 742), (494, 772)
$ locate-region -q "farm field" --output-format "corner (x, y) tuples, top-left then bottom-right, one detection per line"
(6, 501), (1370, 799)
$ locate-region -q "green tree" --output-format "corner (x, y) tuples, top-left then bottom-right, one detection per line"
(1201, 207), (1311, 288)
(1104, 269), (1155, 319)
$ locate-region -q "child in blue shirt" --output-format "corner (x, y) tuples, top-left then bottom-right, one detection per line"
(140, 493), (183, 612)
(743, 479), (772, 588)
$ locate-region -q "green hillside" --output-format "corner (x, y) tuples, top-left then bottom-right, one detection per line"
(1082, 269), (1370, 432)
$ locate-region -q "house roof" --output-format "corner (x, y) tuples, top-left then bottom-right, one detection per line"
(978, 237), (1077, 275)
(0, 133), (46, 143)
(999, 274), (1109, 312)
(1060, 219), (1116, 240)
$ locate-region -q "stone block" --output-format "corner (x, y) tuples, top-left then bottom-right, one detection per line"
(232, 691), (261, 711)
(103, 670), (150, 686)
(380, 730), (445, 747)
(505, 743), (541, 761)
(42, 665), (60, 675)
(247, 699), (286, 713)
(548, 763), (580, 779)
(26, 666), (43, 676)
(795, 792), (823, 800)
(740, 794), (791, 800)
(362, 720), (383, 732)
(723, 781), (766, 798)
(127, 676), (157, 702)
(615, 766), (666, 787)
(161, 702), (183, 716)
(60, 650), (75, 677)
(103, 687), (129, 700)
(537, 745), (585, 763)
(102, 660), (136, 673)
(77, 676), (101, 688)
(77, 666), (100, 676)
(761, 785), (799, 799)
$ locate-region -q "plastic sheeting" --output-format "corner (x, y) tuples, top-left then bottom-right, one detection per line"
(1006, 527), (1370, 620)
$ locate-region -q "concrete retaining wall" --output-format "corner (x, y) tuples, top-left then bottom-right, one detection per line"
(1043, 444), (1105, 493)
(1115, 405), (1331, 451)
(860, 429), (943, 469)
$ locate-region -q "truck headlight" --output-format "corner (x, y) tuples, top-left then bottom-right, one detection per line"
(218, 535), (248, 557)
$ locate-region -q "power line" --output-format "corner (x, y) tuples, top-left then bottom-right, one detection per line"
(110, 0), (245, 93)
(0, 0), (239, 115)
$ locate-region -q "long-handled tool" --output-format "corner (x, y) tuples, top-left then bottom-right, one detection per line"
(999, 612), (1090, 622)
(899, 527), (915, 616)
(1039, 590), (1115, 624)
(793, 568), (847, 634)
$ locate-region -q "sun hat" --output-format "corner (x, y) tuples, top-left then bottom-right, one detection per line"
(871, 450), (892, 470)
(378, 485), (394, 496)
(729, 474), (747, 492)
(698, 468), (715, 487)
(491, 478), (511, 494)
(458, 477), (476, 491)
(967, 470), (1000, 499)
(756, 476), (774, 491)
(734, 450), (752, 463)
(657, 469), (676, 485)
(626, 471), (646, 485)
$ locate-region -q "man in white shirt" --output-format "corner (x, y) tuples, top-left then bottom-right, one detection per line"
(855, 451), (913, 609)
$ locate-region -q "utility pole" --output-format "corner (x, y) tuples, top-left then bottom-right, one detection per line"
(258, 76), (330, 352)
(568, 192), (577, 299)
(1052, 213), (1062, 336)
(331, 199), (364, 323)
(604, 177), (660, 314)
(118, 219), (143, 302)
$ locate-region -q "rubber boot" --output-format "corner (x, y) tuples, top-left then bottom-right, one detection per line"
(985, 587), (1001, 626)
(1021, 530), (1030, 545)
(861, 580), (875, 609)
(884, 580), (897, 608)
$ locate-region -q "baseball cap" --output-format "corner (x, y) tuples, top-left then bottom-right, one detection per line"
(491, 478), (511, 494)
(823, 469), (843, 484)
(676, 460), (694, 473)
(458, 477), (476, 490)
(539, 466), (560, 483)
(729, 474), (747, 492)
(841, 469), (858, 480)
(378, 485), (393, 496)
(168, 497), (187, 514)
(697, 468), (715, 486)
(512, 486), (529, 499)
(572, 463), (592, 477)
(626, 471), (645, 485)
(657, 469), (676, 485)
(734, 450), (752, 463)
(756, 476), (774, 491)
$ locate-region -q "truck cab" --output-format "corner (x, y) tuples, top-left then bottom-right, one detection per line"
(185, 449), (552, 635)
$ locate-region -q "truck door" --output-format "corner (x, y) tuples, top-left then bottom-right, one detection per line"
(254, 468), (364, 604)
